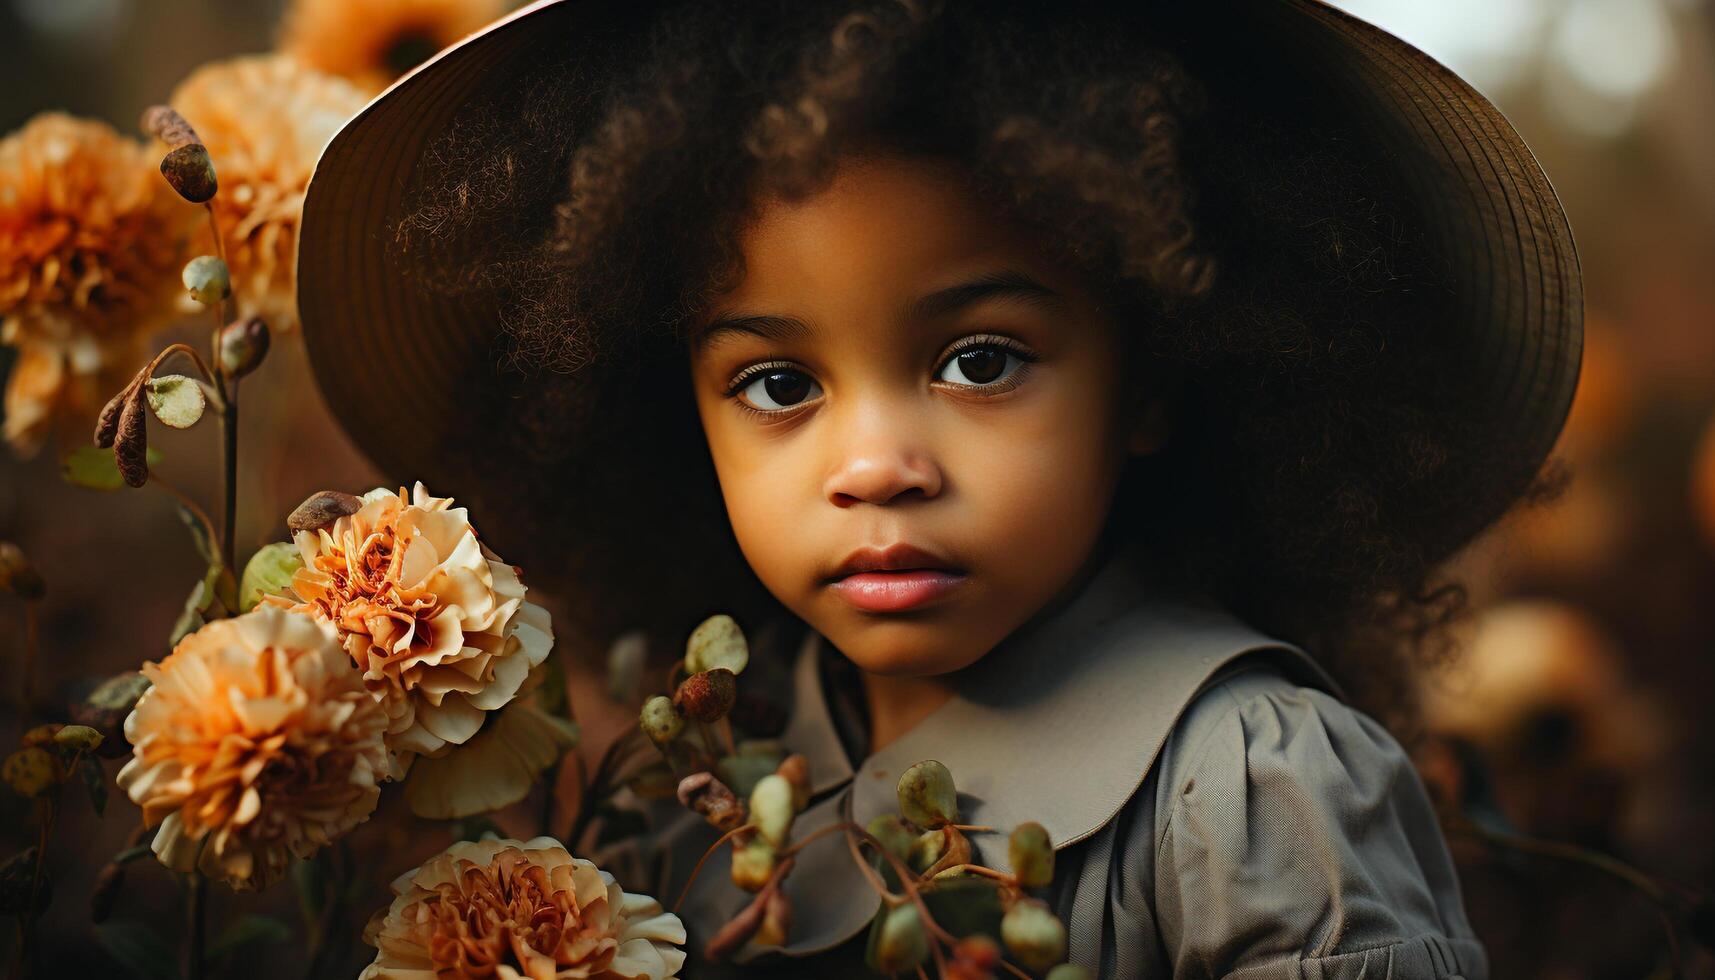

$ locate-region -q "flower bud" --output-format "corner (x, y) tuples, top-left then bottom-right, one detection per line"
(730, 837), (776, 892)
(872, 904), (929, 973)
(182, 255), (230, 306)
(1009, 821), (1054, 889)
(909, 827), (947, 875)
(677, 771), (744, 831)
(141, 106), (217, 203)
(686, 613), (749, 676)
(217, 316), (270, 379)
(673, 667), (736, 723)
(866, 814), (914, 866)
(755, 889), (792, 947)
(897, 759), (958, 828)
(949, 934), (1002, 979)
(775, 753), (810, 811)
(750, 773), (795, 847)
(1001, 898), (1068, 971)
(0, 542), (44, 600)
(286, 489), (364, 533)
(52, 725), (104, 753)
(3, 747), (61, 797)
(114, 388), (149, 488)
(640, 695), (684, 746)
(1047, 965), (1094, 980)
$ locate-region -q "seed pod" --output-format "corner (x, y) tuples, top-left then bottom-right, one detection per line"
(287, 490), (364, 532)
(686, 613), (748, 675)
(673, 667), (736, 723)
(676, 772), (744, 831)
(1009, 821), (1054, 889)
(113, 387), (150, 488)
(21, 724), (62, 748)
(1001, 898), (1068, 971)
(908, 827), (947, 875)
(949, 934), (1002, 979)
(52, 725), (104, 753)
(775, 753), (811, 811)
(640, 696), (685, 746)
(922, 826), (972, 880)
(141, 106), (217, 203)
(866, 815), (915, 866)
(217, 316), (270, 379)
(730, 837), (777, 893)
(897, 759), (958, 828)
(1046, 965), (1094, 980)
(94, 367), (148, 449)
(3, 747), (61, 798)
(873, 904), (930, 973)
(749, 774), (795, 847)
(181, 256), (230, 306)
(755, 888), (792, 947)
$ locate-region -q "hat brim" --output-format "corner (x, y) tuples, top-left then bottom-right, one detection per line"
(297, 0), (1581, 560)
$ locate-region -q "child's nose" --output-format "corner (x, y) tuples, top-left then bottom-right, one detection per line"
(822, 401), (943, 508)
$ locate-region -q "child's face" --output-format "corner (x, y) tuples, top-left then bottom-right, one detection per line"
(688, 150), (1163, 678)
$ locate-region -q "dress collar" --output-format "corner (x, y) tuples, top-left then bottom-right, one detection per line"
(684, 547), (1340, 961)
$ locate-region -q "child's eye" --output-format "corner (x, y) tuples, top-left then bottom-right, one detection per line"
(731, 364), (823, 412)
(935, 336), (1036, 389)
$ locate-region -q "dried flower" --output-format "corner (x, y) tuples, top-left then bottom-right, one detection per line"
(165, 55), (365, 331)
(360, 836), (686, 979)
(278, 0), (508, 95)
(115, 605), (389, 890)
(262, 481), (553, 777)
(0, 113), (197, 455)
(140, 106), (217, 203)
(402, 696), (578, 820)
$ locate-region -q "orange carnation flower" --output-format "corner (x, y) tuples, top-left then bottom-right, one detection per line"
(0, 113), (197, 455)
(264, 481), (554, 777)
(116, 605), (389, 890)
(166, 55), (367, 332)
(361, 836), (686, 979)
(279, 0), (509, 95)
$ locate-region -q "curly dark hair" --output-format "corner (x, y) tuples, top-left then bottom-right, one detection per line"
(390, 0), (1567, 731)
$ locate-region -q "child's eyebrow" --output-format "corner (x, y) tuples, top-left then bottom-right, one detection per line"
(691, 268), (1067, 354)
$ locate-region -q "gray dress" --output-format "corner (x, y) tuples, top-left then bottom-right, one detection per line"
(611, 550), (1486, 978)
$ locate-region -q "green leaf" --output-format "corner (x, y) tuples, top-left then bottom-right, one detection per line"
(95, 921), (180, 980)
(239, 543), (301, 612)
(144, 375), (205, 429)
(206, 914), (291, 961)
(79, 754), (107, 816)
(168, 577), (212, 647)
(62, 445), (164, 492)
(290, 854), (328, 932)
(174, 506), (218, 570)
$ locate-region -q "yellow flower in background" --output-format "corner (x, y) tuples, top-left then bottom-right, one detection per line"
(262, 481), (554, 778)
(278, 0), (510, 95)
(165, 55), (366, 332)
(361, 836), (686, 980)
(116, 605), (389, 890)
(0, 113), (197, 456)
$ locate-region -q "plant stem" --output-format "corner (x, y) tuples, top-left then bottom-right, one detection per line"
(672, 824), (754, 914)
(186, 875), (206, 980)
(218, 378), (238, 574)
(18, 599), (39, 731)
(147, 476), (219, 556)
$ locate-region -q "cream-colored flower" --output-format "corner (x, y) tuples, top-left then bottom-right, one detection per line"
(362, 836), (686, 980)
(165, 55), (366, 331)
(279, 0), (509, 95)
(405, 696), (579, 819)
(263, 481), (554, 777)
(116, 605), (389, 890)
(0, 113), (197, 455)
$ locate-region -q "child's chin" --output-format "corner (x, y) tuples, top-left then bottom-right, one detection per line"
(827, 622), (995, 678)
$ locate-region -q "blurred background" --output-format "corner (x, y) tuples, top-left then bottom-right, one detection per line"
(1, 0), (1713, 977)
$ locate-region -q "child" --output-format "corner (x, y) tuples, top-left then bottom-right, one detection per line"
(296, 0), (1582, 975)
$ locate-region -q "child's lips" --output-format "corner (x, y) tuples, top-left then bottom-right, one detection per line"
(826, 569), (967, 612)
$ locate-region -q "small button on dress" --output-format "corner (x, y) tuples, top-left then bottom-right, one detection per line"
(604, 548), (1487, 978)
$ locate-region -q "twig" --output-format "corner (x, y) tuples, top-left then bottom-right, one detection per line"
(928, 863), (1013, 885)
(186, 874), (206, 980)
(842, 825), (905, 906)
(672, 824), (753, 914)
(146, 342), (220, 393)
(18, 600), (40, 731)
(217, 378), (238, 575)
(567, 727), (649, 852)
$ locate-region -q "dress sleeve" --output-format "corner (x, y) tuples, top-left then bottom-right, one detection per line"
(1151, 669), (1488, 980)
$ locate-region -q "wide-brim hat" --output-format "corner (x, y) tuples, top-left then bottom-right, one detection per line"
(297, 0), (1581, 594)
